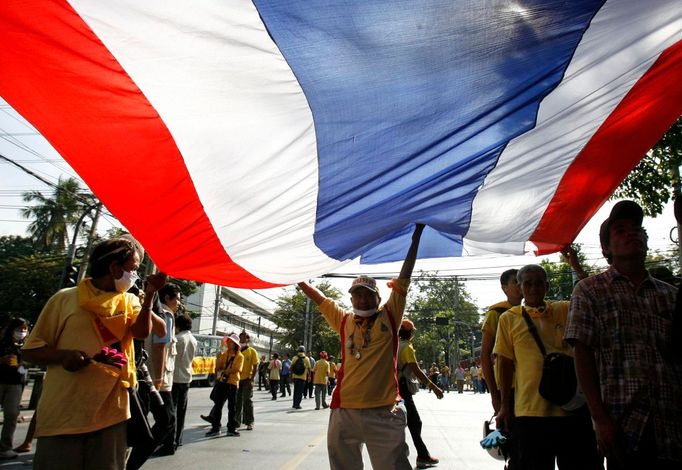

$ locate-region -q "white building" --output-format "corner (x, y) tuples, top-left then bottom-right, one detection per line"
(186, 283), (280, 356)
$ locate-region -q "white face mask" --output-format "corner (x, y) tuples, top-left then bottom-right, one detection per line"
(239, 342), (248, 348)
(114, 270), (139, 293)
(13, 330), (27, 342)
(353, 308), (377, 318)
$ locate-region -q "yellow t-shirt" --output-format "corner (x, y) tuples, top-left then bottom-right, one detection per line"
(290, 353), (310, 380)
(240, 346), (259, 380)
(23, 287), (140, 437)
(313, 358), (330, 385)
(482, 301), (514, 388)
(321, 278), (408, 409)
(216, 349), (244, 386)
(329, 361), (338, 379)
(493, 301), (572, 418)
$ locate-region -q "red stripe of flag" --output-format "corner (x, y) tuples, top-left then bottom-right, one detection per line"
(531, 40), (682, 254)
(0, 0), (276, 287)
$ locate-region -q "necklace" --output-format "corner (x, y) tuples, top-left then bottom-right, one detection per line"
(347, 315), (378, 360)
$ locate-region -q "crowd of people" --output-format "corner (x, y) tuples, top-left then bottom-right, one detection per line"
(1, 200), (681, 470)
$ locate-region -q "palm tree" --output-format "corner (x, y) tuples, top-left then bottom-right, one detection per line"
(21, 177), (93, 252)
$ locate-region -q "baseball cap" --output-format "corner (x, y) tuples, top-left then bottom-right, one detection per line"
(297, 345), (306, 352)
(401, 319), (416, 331)
(348, 275), (378, 294)
(599, 200), (644, 249)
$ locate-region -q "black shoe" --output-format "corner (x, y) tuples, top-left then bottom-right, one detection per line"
(200, 414), (215, 425)
(205, 428), (220, 437)
(226, 430), (241, 437)
(293, 406), (302, 409)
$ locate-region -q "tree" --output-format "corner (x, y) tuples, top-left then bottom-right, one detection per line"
(407, 274), (480, 366)
(613, 116), (682, 216)
(271, 281), (344, 356)
(21, 177), (96, 252)
(0, 250), (66, 325)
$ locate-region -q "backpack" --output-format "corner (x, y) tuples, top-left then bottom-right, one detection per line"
(292, 355), (306, 375)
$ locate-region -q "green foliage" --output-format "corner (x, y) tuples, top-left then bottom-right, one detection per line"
(0, 235), (35, 259)
(0, 237), (66, 325)
(271, 281), (344, 356)
(406, 274), (480, 366)
(539, 244), (591, 300)
(21, 177), (96, 252)
(613, 116), (682, 216)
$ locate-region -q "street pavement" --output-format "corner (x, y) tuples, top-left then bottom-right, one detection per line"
(1, 385), (505, 470)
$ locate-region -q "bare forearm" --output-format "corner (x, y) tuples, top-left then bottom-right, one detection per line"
(23, 347), (74, 366)
(151, 343), (166, 387)
(480, 334), (499, 395)
(574, 341), (608, 421)
(297, 282), (326, 306)
(497, 356), (514, 408)
(130, 302), (166, 339)
(399, 224), (425, 280)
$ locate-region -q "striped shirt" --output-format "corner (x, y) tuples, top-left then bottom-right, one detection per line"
(565, 267), (682, 461)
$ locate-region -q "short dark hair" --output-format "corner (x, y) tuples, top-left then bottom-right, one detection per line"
(158, 283), (181, 303)
(517, 264), (547, 283)
(500, 269), (518, 285)
(89, 239), (137, 278)
(175, 315), (192, 331)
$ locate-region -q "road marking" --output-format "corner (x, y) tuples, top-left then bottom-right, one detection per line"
(279, 429), (326, 469)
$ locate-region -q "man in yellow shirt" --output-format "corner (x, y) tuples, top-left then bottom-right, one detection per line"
(236, 331), (259, 431)
(298, 224), (423, 470)
(313, 351), (330, 410)
(22, 238), (167, 470)
(480, 269), (521, 413)
(290, 346), (311, 409)
(494, 264), (599, 470)
(327, 355), (338, 395)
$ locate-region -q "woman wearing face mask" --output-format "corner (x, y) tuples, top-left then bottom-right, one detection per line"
(0, 318), (29, 460)
(22, 237), (167, 470)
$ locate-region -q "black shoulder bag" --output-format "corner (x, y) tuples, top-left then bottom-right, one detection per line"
(521, 307), (582, 410)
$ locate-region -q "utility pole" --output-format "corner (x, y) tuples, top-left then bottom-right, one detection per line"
(303, 297), (311, 351)
(453, 276), (460, 366)
(212, 285), (221, 335)
(77, 203), (102, 282)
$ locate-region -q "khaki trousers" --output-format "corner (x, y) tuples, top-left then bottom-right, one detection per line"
(33, 421), (127, 470)
(327, 406), (411, 470)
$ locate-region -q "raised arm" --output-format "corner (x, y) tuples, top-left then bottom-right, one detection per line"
(297, 281), (327, 306)
(399, 224), (425, 280)
(561, 245), (588, 281)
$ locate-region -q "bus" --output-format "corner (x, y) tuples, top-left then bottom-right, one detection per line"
(191, 334), (224, 386)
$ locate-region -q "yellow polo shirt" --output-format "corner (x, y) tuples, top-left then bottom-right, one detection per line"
(493, 301), (572, 418)
(23, 287), (140, 437)
(321, 278), (408, 409)
(482, 300), (514, 388)
(240, 346), (259, 380)
(313, 358), (330, 385)
(329, 361), (338, 379)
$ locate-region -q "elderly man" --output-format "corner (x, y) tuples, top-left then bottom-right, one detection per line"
(565, 200), (682, 469)
(235, 331), (259, 431)
(494, 264), (599, 470)
(22, 238), (166, 470)
(298, 224), (423, 470)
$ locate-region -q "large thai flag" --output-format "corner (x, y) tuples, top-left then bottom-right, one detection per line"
(1, 1), (681, 287)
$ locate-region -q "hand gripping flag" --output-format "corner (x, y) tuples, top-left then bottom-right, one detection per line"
(1, 1), (681, 287)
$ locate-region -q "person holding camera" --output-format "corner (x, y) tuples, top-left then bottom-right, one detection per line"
(22, 238), (167, 470)
(494, 264), (600, 470)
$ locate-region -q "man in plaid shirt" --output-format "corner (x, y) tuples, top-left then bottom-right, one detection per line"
(565, 200), (682, 470)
